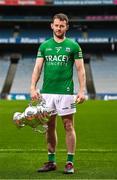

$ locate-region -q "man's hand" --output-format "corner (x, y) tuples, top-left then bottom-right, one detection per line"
(30, 88), (41, 101)
(76, 91), (85, 104)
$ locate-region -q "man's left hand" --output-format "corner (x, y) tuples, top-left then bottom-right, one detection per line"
(76, 92), (85, 104)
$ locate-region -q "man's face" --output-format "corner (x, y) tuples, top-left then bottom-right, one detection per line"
(51, 18), (68, 39)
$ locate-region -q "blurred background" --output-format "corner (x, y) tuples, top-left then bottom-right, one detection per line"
(0, 0), (117, 100)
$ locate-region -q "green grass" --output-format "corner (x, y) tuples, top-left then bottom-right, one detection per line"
(0, 100), (117, 179)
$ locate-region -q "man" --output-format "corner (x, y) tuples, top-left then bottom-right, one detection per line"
(30, 13), (86, 174)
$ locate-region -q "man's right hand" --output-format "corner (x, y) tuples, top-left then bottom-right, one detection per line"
(30, 88), (40, 101)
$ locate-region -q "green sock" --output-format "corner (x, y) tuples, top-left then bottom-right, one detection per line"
(67, 153), (74, 163)
(48, 152), (56, 162)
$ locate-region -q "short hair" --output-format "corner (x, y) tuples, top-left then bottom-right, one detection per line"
(52, 13), (69, 25)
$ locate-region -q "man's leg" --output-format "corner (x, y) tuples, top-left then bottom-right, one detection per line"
(37, 115), (57, 172)
(46, 114), (57, 159)
(62, 114), (76, 174)
(62, 114), (76, 154)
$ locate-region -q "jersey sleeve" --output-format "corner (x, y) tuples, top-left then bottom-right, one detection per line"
(36, 43), (44, 58)
(73, 42), (83, 60)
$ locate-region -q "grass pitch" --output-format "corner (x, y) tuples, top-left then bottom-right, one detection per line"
(0, 100), (117, 179)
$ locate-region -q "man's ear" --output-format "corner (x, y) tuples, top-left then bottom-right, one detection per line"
(51, 23), (53, 30)
(66, 24), (69, 30)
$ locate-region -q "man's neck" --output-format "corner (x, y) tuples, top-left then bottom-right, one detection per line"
(53, 35), (66, 43)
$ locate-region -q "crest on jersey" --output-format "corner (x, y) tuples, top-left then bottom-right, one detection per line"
(55, 47), (62, 53)
(65, 47), (71, 52)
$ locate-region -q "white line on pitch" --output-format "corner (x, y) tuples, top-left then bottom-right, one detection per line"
(0, 148), (117, 153)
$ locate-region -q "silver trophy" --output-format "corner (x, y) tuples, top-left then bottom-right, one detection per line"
(13, 99), (52, 133)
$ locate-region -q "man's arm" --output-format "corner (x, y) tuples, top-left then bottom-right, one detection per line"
(75, 59), (86, 103)
(30, 57), (44, 100)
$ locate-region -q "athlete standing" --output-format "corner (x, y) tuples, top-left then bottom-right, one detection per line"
(30, 13), (86, 174)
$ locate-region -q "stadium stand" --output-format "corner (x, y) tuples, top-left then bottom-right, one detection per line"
(1, 54), (117, 97)
(0, 0), (117, 99)
(0, 29), (13, 38)
(10, 57), (44, 93)
(91, 54), (117, 94)
(0, 59), (10, 92)
(1, 27), (117, 39)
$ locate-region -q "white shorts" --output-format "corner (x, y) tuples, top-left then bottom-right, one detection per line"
(42, 94), (76, 116)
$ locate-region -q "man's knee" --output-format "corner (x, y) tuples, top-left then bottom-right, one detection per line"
(48, 115), (56, 130)
(64, 121), (73, 131)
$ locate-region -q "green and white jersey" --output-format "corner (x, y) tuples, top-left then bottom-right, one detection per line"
(37, 38), (83, 94)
